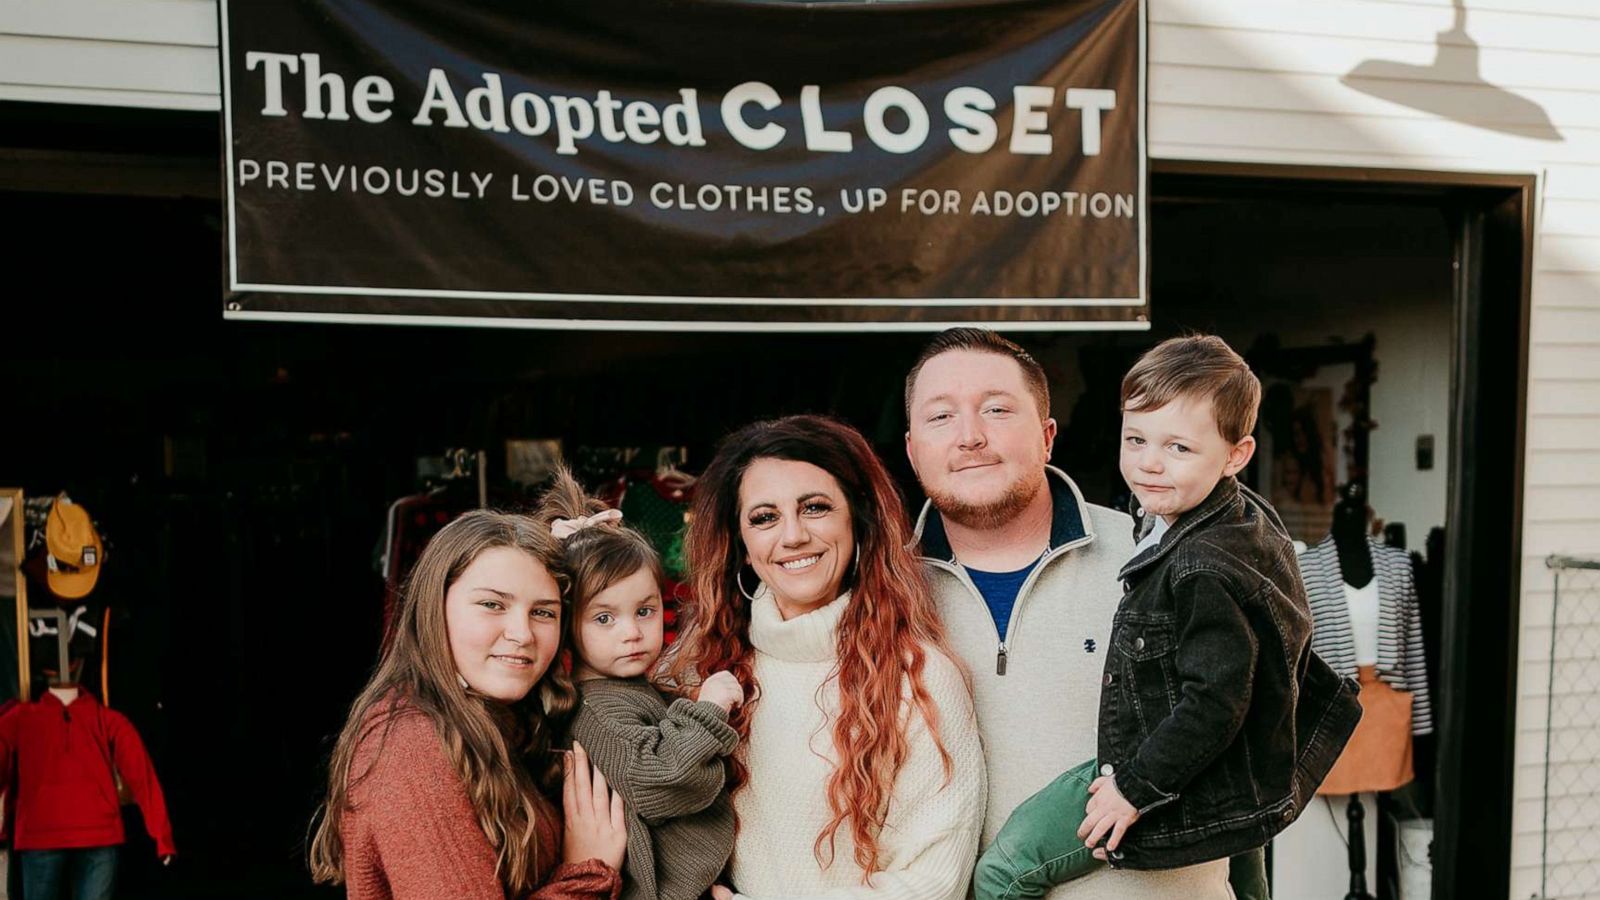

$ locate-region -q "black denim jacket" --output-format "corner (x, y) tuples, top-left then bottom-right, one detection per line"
(1097, 477), (1362, 870)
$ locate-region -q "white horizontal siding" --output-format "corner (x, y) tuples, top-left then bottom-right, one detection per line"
(1538, 273), (1600, 310)
(1515, 689), (1600, 731)
(1519, 621), (1600, 665)
(1361, 0), (1600, 20)
(1515, 727), (1600, 770)
(0, 0), (215, 46)
(0, 82), (217, 110)
(1155, 142), (1551, 175)
(1522, 519), (1600, 557)
(1529, 419), (1600, 453)
(0, 35), (216, 96)
(1153, 1), (1600, 57)
(1155, 105), (1600, 165)
(1547, 168), (1600, 202)
(1523, 448), (1600, 490)
(1154, 65), (1600, 131)
(1517, 587), (1600, 628)
(0, 0), (216, 108)
(1532, 309), (1600, 344)
(1544, 200), (1600, 238)
(1529, 346), (1600, 382)
(1512, 797), (1600, 842)
(1150, 23), (1600, 93)
(1531, 383), (1600, 418)
(1542, 237), (1600, 273)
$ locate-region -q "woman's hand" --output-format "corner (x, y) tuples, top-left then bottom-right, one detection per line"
(562, 741), (627, 870)
(696, 670), (745, 712)
(710, 885), (736, 900)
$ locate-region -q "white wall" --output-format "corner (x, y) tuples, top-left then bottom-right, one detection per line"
(0, 0), (218, 110)
(1365, 300), (1452, 540)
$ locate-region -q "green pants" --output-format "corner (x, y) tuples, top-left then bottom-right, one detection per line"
(973, 758), (1271, 900)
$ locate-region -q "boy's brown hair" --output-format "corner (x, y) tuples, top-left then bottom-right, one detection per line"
(1121, 335), (1261, 443)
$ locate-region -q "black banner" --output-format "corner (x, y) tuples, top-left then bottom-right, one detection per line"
(220, 0), (1146, 331)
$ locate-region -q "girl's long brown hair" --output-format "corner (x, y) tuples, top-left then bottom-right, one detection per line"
(308, 510), (577, 895)
(669, 414), (962, 880)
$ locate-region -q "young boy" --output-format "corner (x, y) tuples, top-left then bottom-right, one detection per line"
(974, 335), (1361, 899)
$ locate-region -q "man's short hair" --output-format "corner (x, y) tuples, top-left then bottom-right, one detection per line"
(905, 327), (1051, 420)
(1120, 335), (1261, 444)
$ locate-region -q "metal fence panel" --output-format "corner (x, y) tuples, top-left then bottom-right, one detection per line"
(1540, 555), (1600, 900)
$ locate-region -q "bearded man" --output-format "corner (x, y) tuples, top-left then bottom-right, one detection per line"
(906, 328), (1233, 900)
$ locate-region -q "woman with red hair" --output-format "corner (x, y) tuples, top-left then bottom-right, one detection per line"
(671, 415), (984, 899)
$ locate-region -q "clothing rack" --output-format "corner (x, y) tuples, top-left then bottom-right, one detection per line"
(380, 448), (487, 582)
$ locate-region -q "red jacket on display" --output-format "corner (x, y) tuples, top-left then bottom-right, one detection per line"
(0, 691), (176, 856)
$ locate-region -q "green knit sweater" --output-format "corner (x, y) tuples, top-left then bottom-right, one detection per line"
(570, 678), (737, 900)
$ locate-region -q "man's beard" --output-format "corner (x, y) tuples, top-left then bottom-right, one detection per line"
(927, 467), (1047, 531)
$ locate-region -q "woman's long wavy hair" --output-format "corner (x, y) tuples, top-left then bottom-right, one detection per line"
(668, 414), (962, 880)
(308, 510), (578, 895)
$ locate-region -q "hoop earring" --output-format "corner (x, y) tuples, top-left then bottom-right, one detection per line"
(736, 566), (761, 603)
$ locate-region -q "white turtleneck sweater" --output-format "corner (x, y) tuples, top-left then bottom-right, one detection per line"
(729, 589), (986, 900)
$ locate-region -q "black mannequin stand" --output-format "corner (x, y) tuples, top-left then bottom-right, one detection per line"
(1344, 795), (1375, 900)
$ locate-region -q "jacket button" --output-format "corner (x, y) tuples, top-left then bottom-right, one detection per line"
(1103, 673), (1114, 686)
(1100, 763), (1115, 777)
(1134, 637), (1146, 651)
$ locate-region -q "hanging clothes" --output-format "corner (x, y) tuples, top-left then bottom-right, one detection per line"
(1317, 665), (1415, 794)
(379, 489), (475, 641)
(1299, 535), (1433, 735)
(1300, 535), (1432, 795)
(1343, 580), (1380, 666)
(616, 471), (694, 580)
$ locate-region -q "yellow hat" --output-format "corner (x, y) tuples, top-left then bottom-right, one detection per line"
(45, 496), (103, 600)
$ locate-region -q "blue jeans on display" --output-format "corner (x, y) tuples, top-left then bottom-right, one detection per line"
(19, 845), (118, 900)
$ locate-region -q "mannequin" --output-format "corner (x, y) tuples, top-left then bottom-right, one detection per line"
(1292, 482), (1434, 900)
(1331, 484), (1373, 589)
(44, 685), (78, 706)
(0, 679), (175, 900)
(1327, 483), (1377, 900)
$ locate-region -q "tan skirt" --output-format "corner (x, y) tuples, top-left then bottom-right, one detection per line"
(1317, 665), (1415, 795)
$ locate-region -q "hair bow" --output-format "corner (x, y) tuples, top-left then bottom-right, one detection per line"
(550, 508), (623, 539)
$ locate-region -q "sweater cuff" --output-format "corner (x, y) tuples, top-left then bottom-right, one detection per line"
(667, 698), (739, 753)
(1113, 765), (1178, 816)
(548, 859), (622, 900)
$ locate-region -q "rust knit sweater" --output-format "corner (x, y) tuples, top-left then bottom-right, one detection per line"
(340, 706), (622, 900)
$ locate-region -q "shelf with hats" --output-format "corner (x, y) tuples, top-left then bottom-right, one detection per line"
(10, 491), (112, 703)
